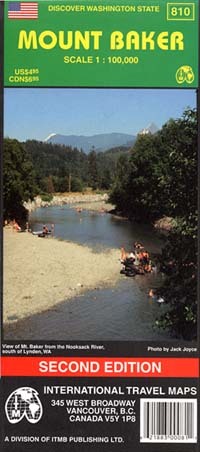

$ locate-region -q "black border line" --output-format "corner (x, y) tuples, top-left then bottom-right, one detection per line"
(0, 0), (4, 441)
(0, 1), (4, 350)
(197, 0), (200, 435)
(3, 86), (197, 89)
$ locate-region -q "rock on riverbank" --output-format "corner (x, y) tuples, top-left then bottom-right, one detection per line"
(154, 216), (177, 232)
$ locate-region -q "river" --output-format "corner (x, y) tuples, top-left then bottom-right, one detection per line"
(29, 205), (163, 254)
(9, 204), (171, 341)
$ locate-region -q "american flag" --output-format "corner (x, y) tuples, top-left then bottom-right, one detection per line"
(8, 2), (38, 19)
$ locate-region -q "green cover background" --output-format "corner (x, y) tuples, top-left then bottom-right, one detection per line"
(4, 0), (198, 87)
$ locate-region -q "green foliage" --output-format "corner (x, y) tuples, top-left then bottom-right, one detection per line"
(155, 109), (197, 339)
(109, 108), (197, 339)
(40, 193), (53, 202)
(25, 140), (89, 192)
(109, 132), (170, 221)
(71, 176), (84, 192)
(88, 150), (99, 190)
(96, 152), (114, 189)
(25, 140), (121, 192)
(3, 138), (37, 221)
(47, 175), (55, 194)
(155, 109), (197, 219)
(109, 154), (130, 213)
(156, 222), (197, 339)
(110, 110), (197, 223)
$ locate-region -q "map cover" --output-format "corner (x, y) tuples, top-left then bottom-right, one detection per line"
(0, 0), (199, 451)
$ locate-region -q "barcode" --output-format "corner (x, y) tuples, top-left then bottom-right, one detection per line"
(140, 398), (197, 443)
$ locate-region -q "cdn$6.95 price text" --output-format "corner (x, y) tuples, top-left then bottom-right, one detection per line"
(64, 55), (139, 64)
(50, 399), (136, 423)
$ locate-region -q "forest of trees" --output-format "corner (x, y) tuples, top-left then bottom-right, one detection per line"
(110, 109), (197, 339)
(3, 108), (197, 338)
(3, 137), (129, 221)
(24, 140), (128, 193)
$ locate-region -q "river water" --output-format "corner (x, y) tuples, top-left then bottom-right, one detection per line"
(29, 205), (163, 254)
(12, 205), (169, 341)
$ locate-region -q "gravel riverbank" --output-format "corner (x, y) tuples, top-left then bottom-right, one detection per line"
(24, 193), (110, 212)
(3, 228), (120, 324)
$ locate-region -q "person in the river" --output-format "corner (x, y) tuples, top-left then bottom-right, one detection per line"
(145, 260), (152, 273)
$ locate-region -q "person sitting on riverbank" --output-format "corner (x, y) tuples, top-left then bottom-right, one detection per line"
(134, 241), (144, 250)
(25, 222), (31, 232)
(140, 250), (152, 272)
(121, 247), (127, 262)
(134, 252), (140, 267)
(4, 220), (13, 229)
(120, 244), (154, 277)
(129, 252), (136, 260)
(137, 250), (144, 262)
(121, 247), (136, 263)
(13, 219), (21, 232)
(141, 250), (149, 265)
(43, 224), (49, 235)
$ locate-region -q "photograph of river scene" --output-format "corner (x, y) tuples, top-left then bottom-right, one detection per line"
(3, 88), (197, 341)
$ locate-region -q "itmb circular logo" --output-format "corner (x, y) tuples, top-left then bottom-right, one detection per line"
(5, 387), (43, 424)
(176, 66), (195, 84)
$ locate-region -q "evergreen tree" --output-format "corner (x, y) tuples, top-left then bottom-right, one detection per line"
(88, 149), (99, 190)
(109, 154), (130, 213)
(47, 175), (55, 193)
(3, 139), (37, 221)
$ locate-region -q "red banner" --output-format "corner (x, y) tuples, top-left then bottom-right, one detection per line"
(1, 357), (199, 377)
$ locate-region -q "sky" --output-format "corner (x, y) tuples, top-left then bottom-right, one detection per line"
(4, 88), (196, 141)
